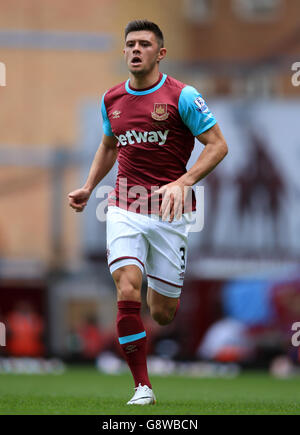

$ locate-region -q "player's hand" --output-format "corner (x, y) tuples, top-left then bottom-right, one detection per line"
(68, 188), (91, 212)
(154, 181), (190, 222)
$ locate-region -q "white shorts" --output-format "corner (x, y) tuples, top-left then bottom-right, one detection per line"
(106, 206), (194, 298)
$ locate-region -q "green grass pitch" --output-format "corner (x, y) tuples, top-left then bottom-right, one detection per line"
(0, 366), (300, 415)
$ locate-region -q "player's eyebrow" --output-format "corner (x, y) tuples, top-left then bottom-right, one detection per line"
(125, 39), (152, 45)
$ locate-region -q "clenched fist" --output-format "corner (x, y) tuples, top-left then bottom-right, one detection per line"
(68, 188), (91, 212)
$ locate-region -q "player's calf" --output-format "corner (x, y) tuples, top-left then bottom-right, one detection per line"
(147, 288), (180, 325)
(150, 306), (177, 326)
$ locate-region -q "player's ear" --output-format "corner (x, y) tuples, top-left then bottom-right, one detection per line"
(157, 47), (167, 63)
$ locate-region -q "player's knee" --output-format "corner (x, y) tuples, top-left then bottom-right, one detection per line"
(151, 307), (175, 326)
(117, 284), (140, 301)
(113, 268), (141, 301)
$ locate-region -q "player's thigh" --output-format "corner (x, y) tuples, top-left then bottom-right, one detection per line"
(112, 264), (143, 302)
(145, 218), (189, 299)
(106, 206), (148, 275)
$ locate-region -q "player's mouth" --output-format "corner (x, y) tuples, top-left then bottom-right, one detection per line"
(131, 56), (142, 66)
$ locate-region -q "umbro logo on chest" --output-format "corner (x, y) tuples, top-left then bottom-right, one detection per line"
(112, 110), (121, 119)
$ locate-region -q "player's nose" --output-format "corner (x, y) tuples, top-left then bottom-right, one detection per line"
(132, 43), (141, 52)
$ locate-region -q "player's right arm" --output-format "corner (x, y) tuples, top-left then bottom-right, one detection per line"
(68, 133), (118, 212)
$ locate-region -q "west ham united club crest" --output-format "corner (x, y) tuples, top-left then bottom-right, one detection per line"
(151, 103), (169, 121)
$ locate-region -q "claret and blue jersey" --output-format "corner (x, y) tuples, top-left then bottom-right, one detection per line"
(101, 72), (217, 212)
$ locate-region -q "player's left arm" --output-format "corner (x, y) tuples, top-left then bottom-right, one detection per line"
(156, 87), (228, 221)
(156, 123), (227, 221)
(181, 122), (228, 186)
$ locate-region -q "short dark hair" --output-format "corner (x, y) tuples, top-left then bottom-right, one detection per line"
(125, 20), (164, 49)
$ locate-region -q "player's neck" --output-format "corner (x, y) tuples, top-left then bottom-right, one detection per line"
(129, 70), (161, 90)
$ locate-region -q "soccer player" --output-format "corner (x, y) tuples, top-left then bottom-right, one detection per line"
(68, 20), (228, 405)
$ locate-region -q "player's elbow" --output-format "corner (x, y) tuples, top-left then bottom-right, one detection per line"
(218, 139), (228, 160)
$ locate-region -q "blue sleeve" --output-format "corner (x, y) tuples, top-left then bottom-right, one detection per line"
(178, 86), (217, 136)
(101, 93), (114, 136)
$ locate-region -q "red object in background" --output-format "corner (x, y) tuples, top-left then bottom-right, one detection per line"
(215, 346), (248, 363)
(77, 317), (107, 359)
(176, 279), (224, 358)
(272, 280), (300, 331)
(6, 301), (44, 357)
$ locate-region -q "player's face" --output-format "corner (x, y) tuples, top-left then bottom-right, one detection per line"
(124, 31), (164, 76)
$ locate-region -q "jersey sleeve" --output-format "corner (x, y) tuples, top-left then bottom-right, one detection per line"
(178, 86), (217, 136)
(101, 93), (114, 136)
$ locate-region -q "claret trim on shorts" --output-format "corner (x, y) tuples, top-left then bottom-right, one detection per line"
(108, 256), (144, 268)
(147, 274), (182, 288)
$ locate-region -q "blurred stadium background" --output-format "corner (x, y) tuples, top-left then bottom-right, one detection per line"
(1, 0), (300, 381)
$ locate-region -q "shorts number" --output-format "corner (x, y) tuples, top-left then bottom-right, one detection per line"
(180, 247), (186, 270)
